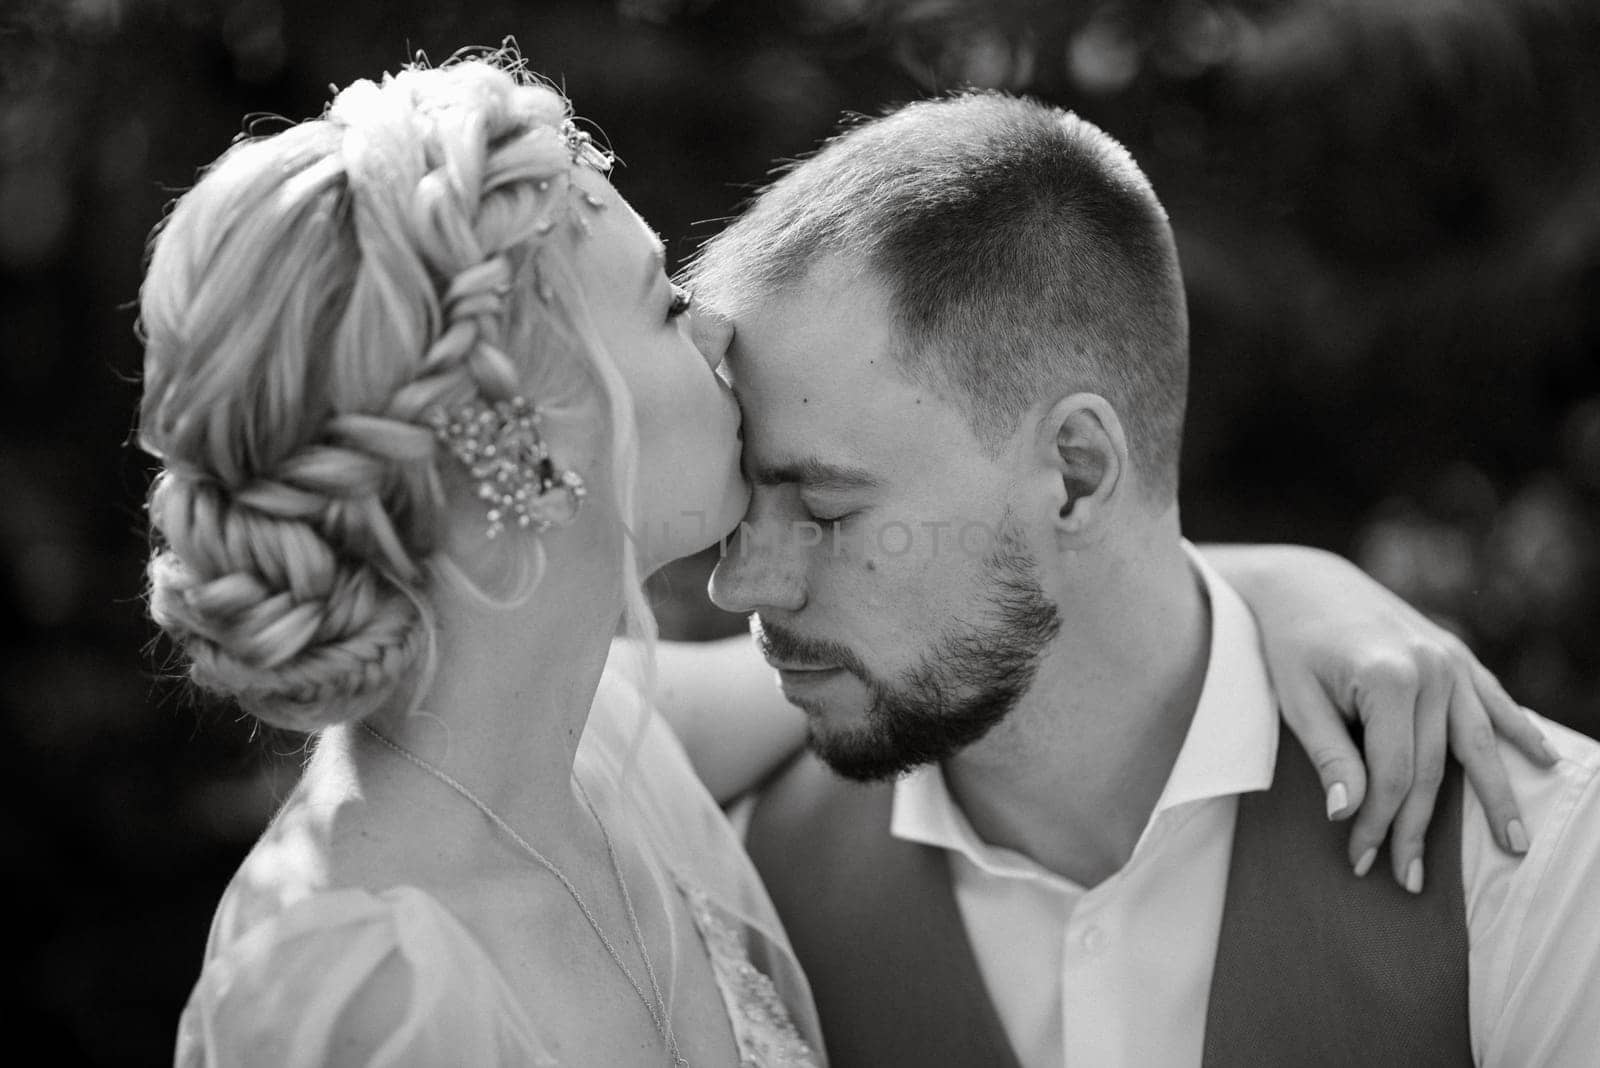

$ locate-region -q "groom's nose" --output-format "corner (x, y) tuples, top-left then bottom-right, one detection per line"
(709, 510), (807, 616)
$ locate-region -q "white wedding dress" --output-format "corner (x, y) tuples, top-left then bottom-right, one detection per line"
(174, 672), (825, 1067)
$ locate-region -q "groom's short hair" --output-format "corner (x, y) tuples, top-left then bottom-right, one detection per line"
(685, 91), (1189, 498)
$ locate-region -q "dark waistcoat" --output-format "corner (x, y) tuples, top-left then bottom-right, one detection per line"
(746, 731), (1470, 1067)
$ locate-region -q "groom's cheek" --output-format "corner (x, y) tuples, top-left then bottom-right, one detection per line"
(829, 520), (866, 560)
(793, 520), (824, 552)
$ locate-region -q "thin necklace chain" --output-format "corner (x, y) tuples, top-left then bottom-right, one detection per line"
(359, 723), (686, 1067)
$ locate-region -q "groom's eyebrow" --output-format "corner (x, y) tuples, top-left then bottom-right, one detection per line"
(751, 457), (880, 490)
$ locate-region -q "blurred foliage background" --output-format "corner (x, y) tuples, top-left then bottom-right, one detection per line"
(1, 0), (1596, 1062)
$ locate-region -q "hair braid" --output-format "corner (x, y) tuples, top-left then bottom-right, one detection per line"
(141, 57), (605, 731)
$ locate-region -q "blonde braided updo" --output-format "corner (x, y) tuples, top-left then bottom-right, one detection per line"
(139, 55), (628, 731)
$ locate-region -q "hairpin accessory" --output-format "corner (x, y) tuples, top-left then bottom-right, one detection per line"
(427, 396), (586, 538)
(561, 120), (613, 172)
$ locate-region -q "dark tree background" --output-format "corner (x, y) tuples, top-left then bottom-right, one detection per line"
(1, 0), (1596, 1063)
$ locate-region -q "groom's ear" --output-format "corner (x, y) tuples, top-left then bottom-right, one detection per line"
(1035, 393), (1126, 541)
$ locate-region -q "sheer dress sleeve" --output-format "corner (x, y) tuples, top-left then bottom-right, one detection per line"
(175, 885), (557, 1068)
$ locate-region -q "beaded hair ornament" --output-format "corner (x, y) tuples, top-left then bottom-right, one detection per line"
(427, 396), (585, 538)
(430, 122), (610, 539)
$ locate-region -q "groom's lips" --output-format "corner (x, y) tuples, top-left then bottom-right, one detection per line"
(769, 661), (847, 687)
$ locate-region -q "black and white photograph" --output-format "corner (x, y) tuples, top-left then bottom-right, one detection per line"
(4, 0), (1598, 1064)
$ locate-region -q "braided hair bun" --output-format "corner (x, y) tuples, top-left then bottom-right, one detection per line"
(139, 54), (601, 730)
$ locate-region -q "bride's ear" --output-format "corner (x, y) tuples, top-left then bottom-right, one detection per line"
(1036, 393), (1126, 543)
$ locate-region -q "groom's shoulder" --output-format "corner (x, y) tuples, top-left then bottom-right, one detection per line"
(1538, 711), (1600, 771)
(1538, 712), (1600, 819)
(1464, 710), (1600, 903)
(1492, 711), (1600, 832)
(1459, 713), (1600, 1057)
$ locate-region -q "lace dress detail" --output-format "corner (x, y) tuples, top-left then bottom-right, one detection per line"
(679, 881), (823, 1068)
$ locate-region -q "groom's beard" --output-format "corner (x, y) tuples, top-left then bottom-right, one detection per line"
(755, 532), (1062, 783)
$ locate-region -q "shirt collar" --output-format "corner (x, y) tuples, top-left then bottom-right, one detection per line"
(891, 540), (1280, 866)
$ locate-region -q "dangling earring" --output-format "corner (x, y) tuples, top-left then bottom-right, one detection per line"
(427, 396), (587, 539)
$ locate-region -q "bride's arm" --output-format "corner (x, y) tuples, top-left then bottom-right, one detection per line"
(1203, 543), (1555, 891)
(645, 634), (806, 805)
(642, 545), (1556, 887)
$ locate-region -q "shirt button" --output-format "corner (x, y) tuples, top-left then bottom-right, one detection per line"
(1080, 925), (1107, 954)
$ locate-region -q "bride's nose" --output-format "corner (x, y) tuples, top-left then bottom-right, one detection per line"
(690, 309), (735, 371)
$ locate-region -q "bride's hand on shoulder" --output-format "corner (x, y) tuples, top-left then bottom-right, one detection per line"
(1202, 543), (1557, 892)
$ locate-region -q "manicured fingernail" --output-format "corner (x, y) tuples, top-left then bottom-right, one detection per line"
(1325, 782), (1349, 820)
(1354, 847), (1377, 877)
(1508, 818), (1530, 854)
(1405, 858), (1424, 894)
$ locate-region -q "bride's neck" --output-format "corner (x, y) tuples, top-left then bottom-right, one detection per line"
(330, 529), (630, 836)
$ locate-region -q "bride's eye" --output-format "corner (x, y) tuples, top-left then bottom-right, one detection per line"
(667, 284), (693, 321)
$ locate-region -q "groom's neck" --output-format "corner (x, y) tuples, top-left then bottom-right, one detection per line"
(942, 532), (1211, 888)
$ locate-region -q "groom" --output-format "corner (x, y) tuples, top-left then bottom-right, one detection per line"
(683, 94), (1600, 1065)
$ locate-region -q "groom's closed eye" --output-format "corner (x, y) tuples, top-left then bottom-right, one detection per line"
(802, 502), (860, 526)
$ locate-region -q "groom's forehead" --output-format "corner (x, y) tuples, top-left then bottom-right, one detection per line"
(725, 320), (890, 425)
(717, 260), (960, 471)
(722, 338), (866, 425)
(724, 295), (974, 481)
(727, 269), (896, 384)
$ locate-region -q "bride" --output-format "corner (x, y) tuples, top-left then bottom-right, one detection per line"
(141, 52), (1546, 1066)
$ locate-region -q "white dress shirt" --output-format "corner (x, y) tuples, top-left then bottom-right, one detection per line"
(892, 549), (1600, 1067)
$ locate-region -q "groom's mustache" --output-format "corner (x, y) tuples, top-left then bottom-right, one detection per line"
(752, 618), (874, 683)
